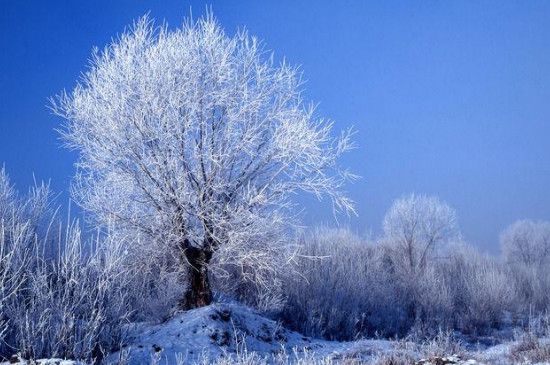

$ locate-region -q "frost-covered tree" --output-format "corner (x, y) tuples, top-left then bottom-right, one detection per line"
(381, 194), (459, 324)
(52, 15), (355, 308)
(500, 220), (550, 267)
(382, 194), (459, 274)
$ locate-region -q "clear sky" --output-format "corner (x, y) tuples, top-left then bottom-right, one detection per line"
(1, 1), (549, 252)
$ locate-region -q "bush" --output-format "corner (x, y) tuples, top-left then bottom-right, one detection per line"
(1, 225), (134, 361)
(0, 170), (134, 361)
(440, 244), (516, 333)
(280, 226), (548, 341)
(281, 227), (406, 339)
(507, 263), (550, 314)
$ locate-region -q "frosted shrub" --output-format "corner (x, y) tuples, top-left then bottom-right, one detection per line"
(441, 244), (515, 333)
(501, 220), (550, 313)
(2, 226), (134, 360)
(410, 265), (454, 333)
(113, 230), (186, 321)
(281, 227), (404, 339)
(0, 170), (134, 361)
(281, 224), (541, 340)
(513, 265), (550, 313)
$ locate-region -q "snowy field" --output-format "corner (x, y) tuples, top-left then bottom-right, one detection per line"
(3, 303), (549, 365)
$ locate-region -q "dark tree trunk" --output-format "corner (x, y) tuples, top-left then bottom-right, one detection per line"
(180, 245), (213, 309)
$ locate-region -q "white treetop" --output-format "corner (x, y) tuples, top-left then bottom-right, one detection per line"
(382, 194), (459, 272)
(500, 219), (550, 267)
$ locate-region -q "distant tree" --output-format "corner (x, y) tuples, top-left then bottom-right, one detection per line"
(381, 194), (459, 324)
(500, 220), (550, 267)
(52, 15), (355, 308)
(382, 194), (459, 274)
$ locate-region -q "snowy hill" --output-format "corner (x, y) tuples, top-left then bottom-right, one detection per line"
(103, 302), (424, 364)
(103, 303), (485, 364)
(106, 303), (320, 364)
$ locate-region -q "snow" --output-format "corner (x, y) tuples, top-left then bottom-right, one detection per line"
(106, 303), (327, 364)
(0, 359), (81, 365)
(104, 302), (415, 364)
(4, 303), (549, 364)
(103, 303), (490, 364)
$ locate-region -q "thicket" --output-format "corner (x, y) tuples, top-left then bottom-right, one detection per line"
(0, 169), (184, 361)
(280, 225), (549, 340)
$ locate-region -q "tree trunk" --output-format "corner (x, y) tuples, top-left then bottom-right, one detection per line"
(181, 246), (213, 309)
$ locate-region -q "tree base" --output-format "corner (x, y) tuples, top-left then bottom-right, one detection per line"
(180, 246), (213, 309)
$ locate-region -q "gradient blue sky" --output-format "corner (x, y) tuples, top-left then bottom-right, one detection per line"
(1, 1), (549, 252)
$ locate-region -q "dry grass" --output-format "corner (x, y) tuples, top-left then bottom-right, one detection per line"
(418, 331), (465, 359)
(509, 333), (550, 363)
(190, 348), (360, 365)
(371, 352), (417, 365)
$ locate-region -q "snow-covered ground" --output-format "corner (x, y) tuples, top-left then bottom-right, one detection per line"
(106, 303), (356, 364)
(106, 303), (319, 364)
(4, 303), (549, 364)
(102, 303), (542, 364)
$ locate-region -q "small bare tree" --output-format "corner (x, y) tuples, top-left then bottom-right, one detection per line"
(500, 220), (550, 267)
(382, 194), (459, 274)
(381, 194), (459, 324)
(52, 15), (355, 308)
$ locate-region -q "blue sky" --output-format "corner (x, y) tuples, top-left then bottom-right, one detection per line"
(1, 1), (549, 252)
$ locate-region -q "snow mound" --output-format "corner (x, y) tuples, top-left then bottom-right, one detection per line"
(106, 303), (320, 364)
(104, 303), (498, 364)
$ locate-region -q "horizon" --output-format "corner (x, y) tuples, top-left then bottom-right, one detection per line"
(1, 1), (550, 253)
